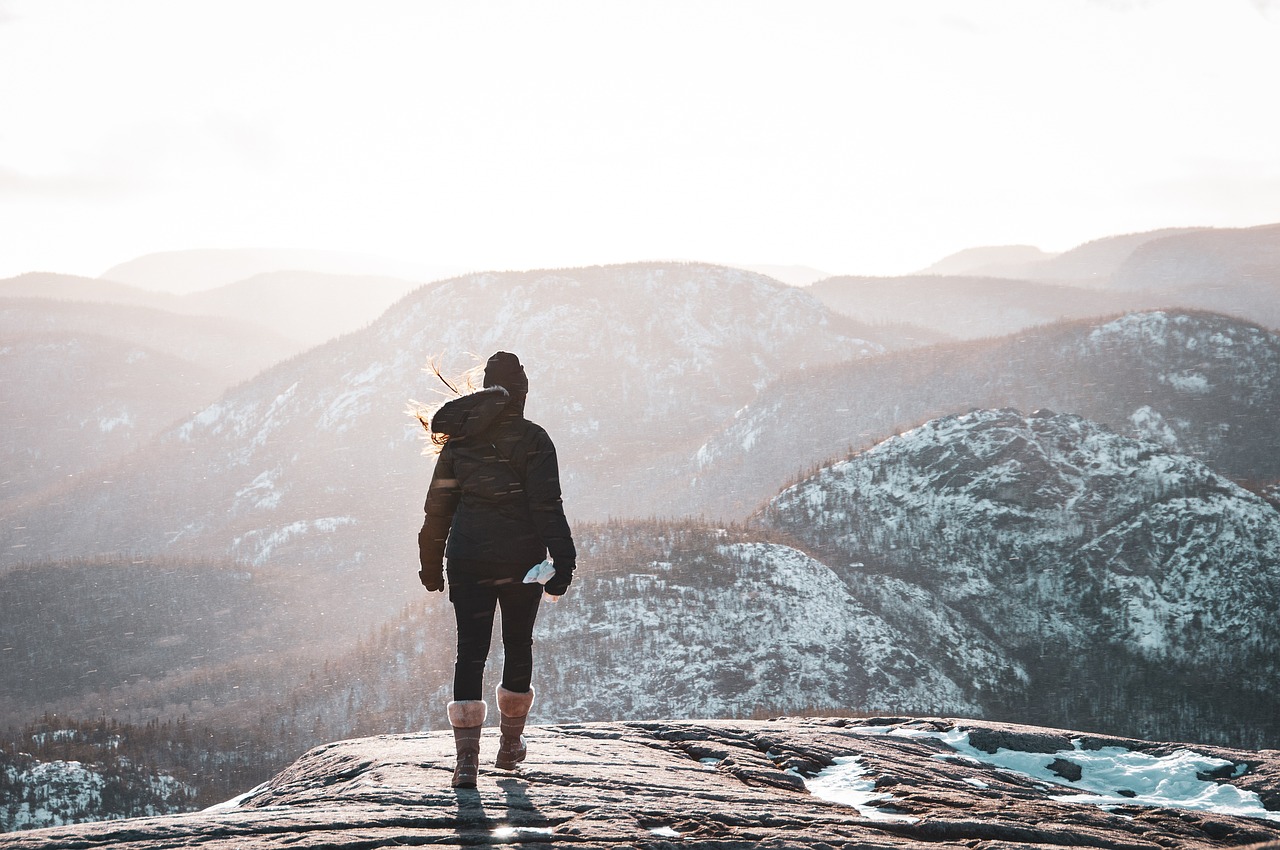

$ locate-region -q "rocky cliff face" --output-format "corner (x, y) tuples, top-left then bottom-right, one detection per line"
(3, 717), (1278, 848)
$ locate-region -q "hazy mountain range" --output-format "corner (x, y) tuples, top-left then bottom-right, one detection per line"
(0, 298), (296, 502)
(3, 231), (1278, 634)
(688, 309), (1280, 518)
(1, 269), (427, 348)
(888, 223), (1280, 334)
(0, 263), (885, 637)
(2, 223), (1279, 826)
(98, 247), (463, 295)
(5, 407), (1277, 822)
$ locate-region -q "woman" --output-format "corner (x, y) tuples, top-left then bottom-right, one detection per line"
(417, 351), (576, 788)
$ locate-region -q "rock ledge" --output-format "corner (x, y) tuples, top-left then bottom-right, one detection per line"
(3, 716), (1279, 849)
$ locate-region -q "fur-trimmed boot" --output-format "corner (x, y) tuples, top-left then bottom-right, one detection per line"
(447, 699), (487, 788)
(495, 685), (534, 770)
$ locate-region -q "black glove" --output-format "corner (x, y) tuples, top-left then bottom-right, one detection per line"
(543, 565), (573, 597)
(419, 566), (444, 592)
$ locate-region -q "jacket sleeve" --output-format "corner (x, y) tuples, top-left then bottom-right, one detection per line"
(524, 430), (576, 572)
(419, 446), (460, 573)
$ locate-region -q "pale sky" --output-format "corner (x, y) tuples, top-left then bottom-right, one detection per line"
(2, 0), (1278, 282)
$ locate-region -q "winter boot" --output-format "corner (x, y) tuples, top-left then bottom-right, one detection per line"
(495, 685), (534, 770)
(447, 699), (487, 788)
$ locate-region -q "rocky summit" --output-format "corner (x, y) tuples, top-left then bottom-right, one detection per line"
(4, 717), (1279, 849)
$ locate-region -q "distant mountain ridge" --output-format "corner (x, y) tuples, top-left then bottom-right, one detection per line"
(0, 269), (431, 347)
(0, 297), (297, 503)
(0, 272), (176, 309)
(0, 262), (884, 630)
(898, 224), (1279, 332)
(806, 274), (1137, 340)
(1019, 227), (1209, 284)
(9, 407), (1273, 784)
(0, 332), (221, 503)
(0, 296), (296, 381)
(917, 227), (1209, 283)
(99, 248), (461, 294)
(180, 270), (429, 345)
(688, 309), (1280, 518)
(916, 244), (1057, 277)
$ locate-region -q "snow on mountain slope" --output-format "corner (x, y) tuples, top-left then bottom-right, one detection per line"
(764, 408), (1280, 661)
(8, 404), (1278, 774)
(689, 310), (1280, 518)
(752, 408), (1280, 742)
(0, 263), (880, 629)
(1, 757), (194, 832)
(534, 535), (991, 720)
(257, 520), (1010, 737)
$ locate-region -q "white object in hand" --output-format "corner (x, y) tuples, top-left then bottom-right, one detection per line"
(523, 560), (556, 585)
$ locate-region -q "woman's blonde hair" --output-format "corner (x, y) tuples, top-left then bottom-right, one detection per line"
(407, 355), (486, 455)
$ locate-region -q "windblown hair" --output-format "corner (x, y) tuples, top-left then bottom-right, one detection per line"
(407, 356), (486, 455)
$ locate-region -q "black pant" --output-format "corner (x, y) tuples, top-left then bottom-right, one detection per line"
(448, 560), (543, 701)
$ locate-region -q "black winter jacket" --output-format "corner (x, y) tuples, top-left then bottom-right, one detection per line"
(418, 387), (576, 585)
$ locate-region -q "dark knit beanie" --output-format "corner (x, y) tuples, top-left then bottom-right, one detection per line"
(483, 351), (528, 395)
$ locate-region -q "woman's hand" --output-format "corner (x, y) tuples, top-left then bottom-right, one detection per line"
(419, 566), (444, 592)
(543, 571), (571, 598)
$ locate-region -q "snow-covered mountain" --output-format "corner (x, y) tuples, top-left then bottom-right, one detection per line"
(762, 408), (1280, 742)
(529, 527), (1016, 722)
(0, 262), (882, 626)
(6, 407), (1278, 823)
(1, 754), (193, 832)
(688, 310), (1280, 518)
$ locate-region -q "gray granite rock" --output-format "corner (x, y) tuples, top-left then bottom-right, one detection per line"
(3, 717), (1279, 849)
